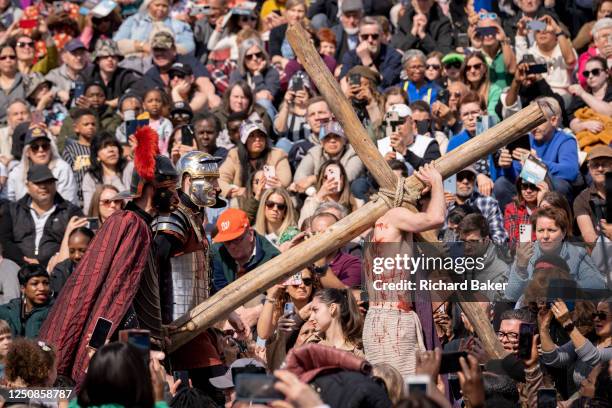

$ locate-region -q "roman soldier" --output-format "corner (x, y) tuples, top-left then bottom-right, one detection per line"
(38, 126), (179, 385)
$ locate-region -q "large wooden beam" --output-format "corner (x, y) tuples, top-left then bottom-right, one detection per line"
(168, 106), (549, 352)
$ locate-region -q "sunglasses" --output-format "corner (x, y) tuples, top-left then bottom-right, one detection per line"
(444, 61), (462, 70)
(240, 15), (257, 21)
(30, 143), (50, 152)
(291, 278), (314, 287)
(359, 33), (380, 41)
(520, 182), (538, 191)
(457, 172), (475, 182)
(265, 201), (287, 211)
(17, 41), (34, 48)
(100, 199), (123, 207)
(583, 68), (604, 78)
(0, 54), (16, 60)
(245, 52), (264, 61)
(170, 72), (187, 80)
(450, 91), (462, 98)
(466, 62), (483, 71)
(592, 311), (609, 320)
(426, 64), (441, 70)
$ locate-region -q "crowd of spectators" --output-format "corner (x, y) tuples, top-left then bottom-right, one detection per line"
(0, 0), (611, 407)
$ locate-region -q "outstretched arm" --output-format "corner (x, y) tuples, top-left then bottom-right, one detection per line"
(388, 163), (446, 234)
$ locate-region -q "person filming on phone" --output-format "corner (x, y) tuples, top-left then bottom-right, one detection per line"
(379, 103), (440, 173)
(494, 97), (579, 210)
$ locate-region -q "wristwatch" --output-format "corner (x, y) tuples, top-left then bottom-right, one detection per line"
(310, 264), (329, 276)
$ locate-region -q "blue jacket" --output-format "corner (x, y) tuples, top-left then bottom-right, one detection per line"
(211, 232), (280, 292)
(447, 129), (499, 181)
(113, 12), (195, 55)
(498, 129), (579, 182)
(505, 242), (606, 301)
(400, 80), (441, 105)
(339, 43), (403, 89)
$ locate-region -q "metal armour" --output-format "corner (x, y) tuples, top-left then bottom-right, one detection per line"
(175, 151), (222, 208)
(153, 205), (210, 320)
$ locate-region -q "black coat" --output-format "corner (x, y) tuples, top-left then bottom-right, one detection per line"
(0, 193), (83, 268)
(391, 5), (454, 54)
(79, 64), (141, 102)
(313, 371), (392, 408)
(269, 24), (289, 58)
(307, 0), (393, 27)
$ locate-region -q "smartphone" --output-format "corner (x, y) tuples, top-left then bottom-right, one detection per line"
(173, 370), (189, 392)
(235, 374), (284, 403)
(181, 125), (194, 146)
(507, 135), (531, 155)
(547, 278), (577, 312)
(349, 73), (361, 86)
(88, 317), (113, 350)
(119, 329), (151, 363)
(527, 20), (547, 31)
(475, 26), (497, 37)
(87, 217), (100, 232)
(437, 89), (449, 105)
(537, 388), (557, 408)
(284, 302), (295, 316)
(73, 82), (86, 100)
(605, 172), (612, 223)
(443, 174), (457, 195)
(517, 323), (535, 359)
(53, 1), (64, 13)
(31, 110), (44, 126)
(384, 110), (401, 139)
(18, 19), (37, 29)
(439, 351), (468, 374)
(263, 164), (276, 189)
(405, 375), (431, 396)
(519, 223), (532, 243)
(360, 290), (369, 312)
(527, 64), (547, 75)
(457, 32), (470, 48)
(291, 75), (304, 92)
(325, 164), (342, 193)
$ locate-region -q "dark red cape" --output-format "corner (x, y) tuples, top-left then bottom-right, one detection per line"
(39, 209), (152, 384)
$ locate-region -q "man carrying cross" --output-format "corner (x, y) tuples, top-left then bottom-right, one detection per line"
(363, 162), (446, 376)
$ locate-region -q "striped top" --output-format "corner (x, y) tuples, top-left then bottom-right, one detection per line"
(62, 139), (91, 206)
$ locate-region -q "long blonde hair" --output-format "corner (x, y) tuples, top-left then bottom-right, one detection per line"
(19, 139), (61, 184)
(254, 188), (297, 236)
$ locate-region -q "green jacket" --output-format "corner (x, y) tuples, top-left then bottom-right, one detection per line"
(211, 231), (280, 292)
(0, 297), (52, 338)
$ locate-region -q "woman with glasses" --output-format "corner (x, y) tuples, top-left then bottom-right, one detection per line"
(461, 51), (502, 120)
(569, 56), (612, 135)
(0, 45), (25, 124)
(425, 52), (443, 83)
(504, 178), (550, 252)
(257, 268), (318, 369)
(539, 298), (612, 386)
(82, 133), (133, 212)
(399, 49), (442, 105)
(207, 8), (259, 62)
(7, 128), (77, 203)
(505, 207), (606, 301)
(229, 37), (280, 119)
(475, 12), (516, 89)
(13, 29), (58, 78)
(254, 188), (297, 247)
(87, 184), (124, 225)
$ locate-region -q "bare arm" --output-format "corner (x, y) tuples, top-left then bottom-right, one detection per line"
(558, 34), (577, 67)
(576, 214), (598, 244)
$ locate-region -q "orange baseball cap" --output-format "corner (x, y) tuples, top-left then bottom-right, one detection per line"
(213, 208), (250, 243)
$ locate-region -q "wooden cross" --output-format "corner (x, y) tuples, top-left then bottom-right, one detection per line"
(168, 24), (552, 358)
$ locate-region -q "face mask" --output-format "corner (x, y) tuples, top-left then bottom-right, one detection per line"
(416, 120), (431, 135)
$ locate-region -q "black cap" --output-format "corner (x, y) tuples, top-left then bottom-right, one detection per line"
(170, 101), (193, 118)
(24, 127), (51, 145)
(168, 62), (193, 76)
(27, 164), (57, 183)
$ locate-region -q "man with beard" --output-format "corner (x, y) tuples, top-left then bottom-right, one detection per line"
(331, 0), (363, 62)
(153, 151), (241, 402)
(445, 166), (508, 245)
(340, 17), (402, 88)
(38, 126), (179, 385)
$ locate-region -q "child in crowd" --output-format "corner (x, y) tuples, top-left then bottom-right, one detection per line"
(143, 87), (173, 156)
(62, 108), (97, 204)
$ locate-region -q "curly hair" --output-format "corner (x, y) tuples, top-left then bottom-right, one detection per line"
(5, 338), (55, 387)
